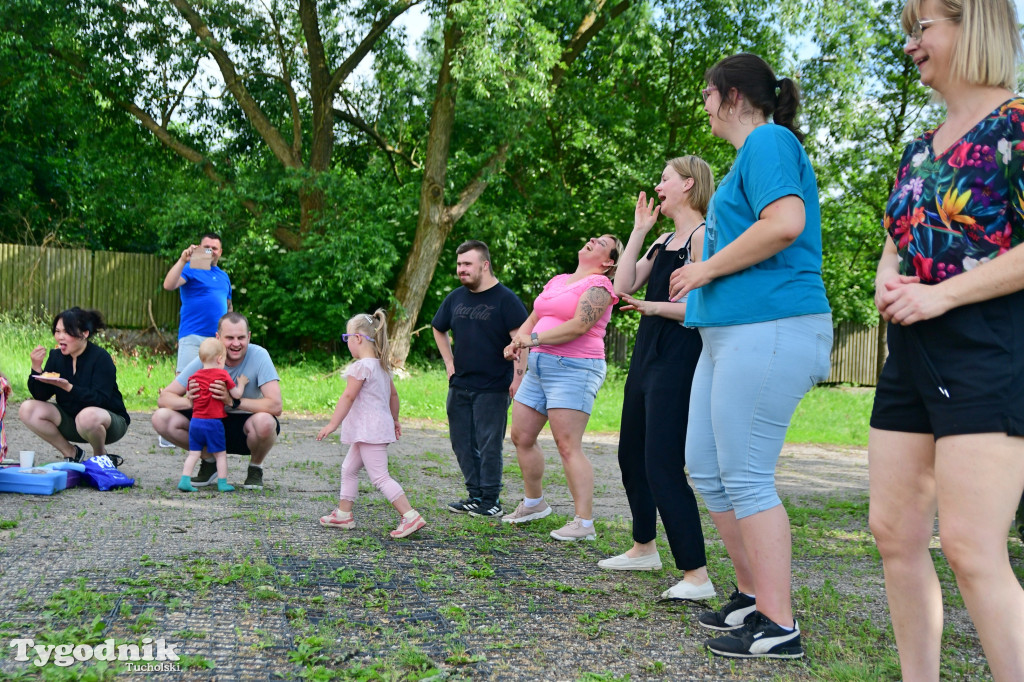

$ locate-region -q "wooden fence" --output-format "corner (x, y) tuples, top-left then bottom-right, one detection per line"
(0, 244), (180, 329)
(606, 319), (886, 386)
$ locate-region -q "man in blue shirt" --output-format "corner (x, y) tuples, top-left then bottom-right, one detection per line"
(159, 233), (232, 447)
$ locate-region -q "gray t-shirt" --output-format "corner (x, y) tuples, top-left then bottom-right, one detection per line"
(176, 343), (280, 414)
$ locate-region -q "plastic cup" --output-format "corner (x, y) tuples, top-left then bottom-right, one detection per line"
(19, 451), (35, 469)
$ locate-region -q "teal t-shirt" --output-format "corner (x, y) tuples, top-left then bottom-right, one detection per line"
(685, 124), (830, 327)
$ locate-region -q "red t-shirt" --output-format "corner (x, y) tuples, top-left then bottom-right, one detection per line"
(190, 368), (236, 419)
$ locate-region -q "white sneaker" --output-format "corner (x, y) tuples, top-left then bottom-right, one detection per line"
(158, 436), (175, 448)
(597, 551), (662, 571)
(660, 578), (716, 601)
(549, 518), (597, 541)
(502, 499), (552, 524)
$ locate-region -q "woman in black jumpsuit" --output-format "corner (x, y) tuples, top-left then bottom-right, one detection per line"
(599, 155), (715, 601)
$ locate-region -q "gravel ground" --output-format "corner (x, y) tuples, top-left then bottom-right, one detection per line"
(0, 410), (1012, 681)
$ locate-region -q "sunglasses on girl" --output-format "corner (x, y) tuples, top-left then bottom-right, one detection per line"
(342, 333), (373, 342)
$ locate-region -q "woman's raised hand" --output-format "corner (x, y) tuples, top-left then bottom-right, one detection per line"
(634, 191), (661, 235)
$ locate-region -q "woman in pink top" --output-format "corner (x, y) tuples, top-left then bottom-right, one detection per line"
(501, 234), (622, 541)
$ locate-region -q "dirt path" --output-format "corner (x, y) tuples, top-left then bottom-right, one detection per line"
(0, 411), (982, 681)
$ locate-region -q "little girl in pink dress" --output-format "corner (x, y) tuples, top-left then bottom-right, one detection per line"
(315, 309), (425, 539)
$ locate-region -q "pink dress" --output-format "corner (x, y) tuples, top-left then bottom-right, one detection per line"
(339, 358), (396, 445)
(532, 274), (618, 359)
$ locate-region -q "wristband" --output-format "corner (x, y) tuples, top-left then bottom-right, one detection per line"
(531, 332), (539, 346)
(231, 397), (241, 409)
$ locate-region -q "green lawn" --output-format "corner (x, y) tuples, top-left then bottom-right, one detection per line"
(0, 316), (872, 447)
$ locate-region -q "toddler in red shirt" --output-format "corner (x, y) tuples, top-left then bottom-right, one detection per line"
(178, 338), (248, 492)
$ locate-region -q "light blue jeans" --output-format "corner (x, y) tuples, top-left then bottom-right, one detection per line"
(686, 314), (833, 519)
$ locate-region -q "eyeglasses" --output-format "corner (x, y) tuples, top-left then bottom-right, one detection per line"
(701, 86), (717, 103)
(341, 333), (373, 342)
(908, 17), (955, 43)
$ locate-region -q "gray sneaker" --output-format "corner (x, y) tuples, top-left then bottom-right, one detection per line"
(243, 465), (263, 490)
(549, 518), (597, 541)
(501, 499), (552, 524)
(189, 459), (218, 487)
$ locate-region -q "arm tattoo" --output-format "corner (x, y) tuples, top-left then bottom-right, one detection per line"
(578, 287), (611, 326)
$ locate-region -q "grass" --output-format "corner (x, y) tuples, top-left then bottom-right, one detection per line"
(0, 314), (872, 446)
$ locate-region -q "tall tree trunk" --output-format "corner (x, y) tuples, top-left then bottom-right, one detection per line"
(388, 18), (462, 366)
(387, 1), (632, 366)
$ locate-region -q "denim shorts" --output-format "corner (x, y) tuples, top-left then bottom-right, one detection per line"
(686, 314), (833, 519)
(513, 351), (607, 416)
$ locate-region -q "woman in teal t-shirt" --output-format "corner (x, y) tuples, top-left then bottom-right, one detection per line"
(668, 53), (832, 660)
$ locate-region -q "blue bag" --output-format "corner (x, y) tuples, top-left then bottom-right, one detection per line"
(82, 455), (134, 491)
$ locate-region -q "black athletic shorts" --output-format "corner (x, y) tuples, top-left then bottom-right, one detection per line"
(870, 289), (1024, 439)
(178, 410), (281, 456)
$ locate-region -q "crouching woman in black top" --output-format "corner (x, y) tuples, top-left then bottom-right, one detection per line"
(19, 307), (130, 462)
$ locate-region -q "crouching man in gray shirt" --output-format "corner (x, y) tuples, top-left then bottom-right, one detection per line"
(153, 312), (282, 490)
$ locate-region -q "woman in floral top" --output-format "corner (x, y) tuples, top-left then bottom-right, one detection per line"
(869, 1), (1024, 680)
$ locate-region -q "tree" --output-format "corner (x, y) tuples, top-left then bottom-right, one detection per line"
(3, 0), (811, 359)
(801, 0), (939, 326)
(386, 0), (634, 365)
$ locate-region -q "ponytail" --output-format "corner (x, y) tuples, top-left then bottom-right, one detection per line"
(705, 53), (805, 144)
(347, 308), (393, 374)
(51, 307), (106, 340)
(774, 77), (804, 143)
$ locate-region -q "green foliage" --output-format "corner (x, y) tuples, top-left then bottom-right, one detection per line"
(801, 0), (941, 325)
(0, 0), (934, 353)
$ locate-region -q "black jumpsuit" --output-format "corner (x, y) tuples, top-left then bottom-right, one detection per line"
(617, 229), (706, 570)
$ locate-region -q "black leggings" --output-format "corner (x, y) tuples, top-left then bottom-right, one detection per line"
(617, 350), (706, 571)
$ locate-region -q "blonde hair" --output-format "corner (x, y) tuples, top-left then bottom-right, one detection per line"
(198, 338), (226, 364)
(666, 155), (715, 216)
(601, 234), (624, 280)
(348, 308), (393, 374)
(901, 0), (1022, 89)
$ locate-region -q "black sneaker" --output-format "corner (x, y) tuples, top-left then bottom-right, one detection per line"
(698, 587), (757, 631)
(447, 497), (481, 514)
(189, 459), (218, 487)
(243, 465), (263, 490)
(468, 501), (503, 518)
(704, 612), (803, 659)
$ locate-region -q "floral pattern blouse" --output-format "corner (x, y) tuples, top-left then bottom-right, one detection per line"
(885, 98), (1024, 282)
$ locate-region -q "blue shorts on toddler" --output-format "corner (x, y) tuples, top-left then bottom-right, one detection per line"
(189, 417), (226, 452)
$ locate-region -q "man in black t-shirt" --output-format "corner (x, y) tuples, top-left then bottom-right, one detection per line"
(433, 240), (528, 518)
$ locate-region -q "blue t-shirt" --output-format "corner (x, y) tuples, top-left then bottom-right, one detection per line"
(686, 124), (830, 327)
(178, 264), (232, 339)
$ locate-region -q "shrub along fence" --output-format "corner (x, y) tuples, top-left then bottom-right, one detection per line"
(606, 319), (885, 386)
(0, 244), (179, 329)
